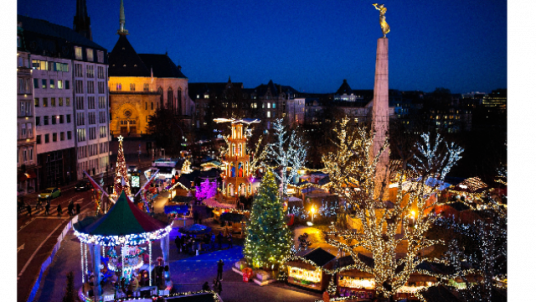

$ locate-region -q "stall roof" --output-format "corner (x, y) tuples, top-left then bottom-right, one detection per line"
(301, 247), (336, 267)
(74, 191), (169, 236)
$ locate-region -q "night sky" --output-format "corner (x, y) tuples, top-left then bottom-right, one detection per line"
(17, 0), (506, 94)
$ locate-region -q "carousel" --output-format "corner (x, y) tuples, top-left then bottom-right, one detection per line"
(74, 191), (172, 301)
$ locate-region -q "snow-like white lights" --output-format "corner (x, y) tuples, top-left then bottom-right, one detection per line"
(74, 225), (172, 247)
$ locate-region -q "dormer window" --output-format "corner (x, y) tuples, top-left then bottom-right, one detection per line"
(74, 46), (83, 60)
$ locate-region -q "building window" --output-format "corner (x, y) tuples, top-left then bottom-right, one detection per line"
(36, 117), (40, 126)
(60, 115), (64, 123)
(67, 114), (71, 123)
(45, 134), (49, 143)
(36, 135), (41, 144)
(41, 79), (47, 89)
(89, 127), (96, 140)
(74, 46), (83, 60)
(100, 126), (107, 138)
(75, 80), (84, 93)
(77, 128), (86, 142)
(75, 64), (83, 77)
(130, 83), (135, 91)
(86, 48), (94, 61)
(60, 132), (65, 141)
(97, 66), (104, 79)
(97, 51), (104, 63)
(76, 97), (84, 110)
(99, 111), (106, 124)
(52, 115), (56, 125)
(53, 133), (57, 142)
(59, 98), (63, 106)
(67, 131), (72, 140)
(66, 97), (71, 106)
(98, 82), (105, 94)
(116, 83), (122, 91)
(273, 103), (276, 108)
(88, 97), (95, 109)
(34, 98), (39, 107)
(88, 112), (96, 124)
(86, 65), (94, 78)
(51, 98), (56, 107)
(267, 111), (271, 118)
(151, 102), (154, 110)
(43, 98), (48, 107)
(77, 113), (85, 126)
(87, 81), (94, 93)
(98, 97), (106, 109)
(144, 84), (149, 92)
(204, 94), (209, 99)
(20, 124), (26, 138)
(33, 78), (38, 89)
(44, 116), (49, 125)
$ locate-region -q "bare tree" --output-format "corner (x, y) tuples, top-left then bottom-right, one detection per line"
(322, 118), (463, 300)
(266, 118), (308, 197)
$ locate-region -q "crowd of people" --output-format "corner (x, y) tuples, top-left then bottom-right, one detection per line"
(174, 230), (234, 254)
(17, 195), (80, 217)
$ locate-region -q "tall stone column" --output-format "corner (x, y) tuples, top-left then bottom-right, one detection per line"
(371, 38), (390, 201)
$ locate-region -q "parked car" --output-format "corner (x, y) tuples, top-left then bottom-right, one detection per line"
(75, 180), (92, 191)
(38, 187), (61, 200)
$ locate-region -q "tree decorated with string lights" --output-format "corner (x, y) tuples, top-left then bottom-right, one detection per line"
(266, 118), (308, 197)
(322, 118), (464, 300)
(243, 169), (293, 269)
(114, 135), (131, 196)
(195, 179), (218, 201)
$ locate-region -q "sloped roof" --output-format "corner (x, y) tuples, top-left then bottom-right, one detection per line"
(419, 285), (461, 302)
(108, 35), (150, 77)
(188, 82), (243, 100)
(17, 15), (106, 60)
(75, 191), (168, 236)
(336, 79), (353, 94)
(138, 54), (187, 78)
(302, 247), (336, 267)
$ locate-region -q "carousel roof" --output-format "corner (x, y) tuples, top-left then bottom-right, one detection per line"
(74, 191), (169, 236)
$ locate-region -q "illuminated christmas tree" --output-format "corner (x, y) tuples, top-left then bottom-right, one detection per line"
(114, 135), (131, 196)
(243, 169), (293, 269)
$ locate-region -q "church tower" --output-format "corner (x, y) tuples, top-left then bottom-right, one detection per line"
(73, 0), (93, 41)
(117, 0), (129, 35)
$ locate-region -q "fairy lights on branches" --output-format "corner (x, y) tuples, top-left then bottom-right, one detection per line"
(266, 118), (308, 197)
(321, 118), (464, 299)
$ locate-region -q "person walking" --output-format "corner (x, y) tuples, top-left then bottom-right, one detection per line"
(215, 279), (222, 295)
(193, 211), (199, 225)
(227, 233), (233, 249)
(57, 204), (63, 216)
(44, 201), (50, 216)
(175, 235), (181, 254)
(68, 199), (74, 217)
(217, 232), (223, 250)
(26, 204), (32, 217)
(202, 281), (210, 291)
(216, 259), (224, 281)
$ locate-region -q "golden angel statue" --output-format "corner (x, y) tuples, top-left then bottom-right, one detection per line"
(373, 3), (390, 37)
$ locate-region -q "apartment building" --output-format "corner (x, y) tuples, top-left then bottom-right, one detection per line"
(18, 15), (110, 184)
(17, 24), (37, 193)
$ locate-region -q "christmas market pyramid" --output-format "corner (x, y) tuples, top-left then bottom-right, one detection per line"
(77, 191), (168, 236)
(114, 135), (131, 196)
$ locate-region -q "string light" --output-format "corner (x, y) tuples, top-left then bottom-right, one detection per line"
(318, 118), (464, 299)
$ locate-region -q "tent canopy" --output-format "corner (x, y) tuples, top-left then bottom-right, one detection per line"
(75, 191), (169, 236)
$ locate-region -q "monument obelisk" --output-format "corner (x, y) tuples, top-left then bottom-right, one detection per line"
(371, 3), (390, 201)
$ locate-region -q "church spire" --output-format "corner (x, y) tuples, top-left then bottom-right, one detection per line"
(73, 0), (93, 40)
(117, 0), (129, 35)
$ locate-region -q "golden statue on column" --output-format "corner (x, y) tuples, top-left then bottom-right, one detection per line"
(373, 3), (390, 38)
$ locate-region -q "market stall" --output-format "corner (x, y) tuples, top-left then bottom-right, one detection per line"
(286, 248), (336, 291)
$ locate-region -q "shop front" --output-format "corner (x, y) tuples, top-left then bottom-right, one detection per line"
(286, 248), (336, 292)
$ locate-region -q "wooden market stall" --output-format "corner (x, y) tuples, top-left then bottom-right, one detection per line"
(286, 248), (336, 292)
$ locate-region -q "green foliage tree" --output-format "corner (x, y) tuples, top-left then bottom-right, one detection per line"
(62, 271), (75, 302)
(243, 169), (293, 269)
(146, 108), (183, 156)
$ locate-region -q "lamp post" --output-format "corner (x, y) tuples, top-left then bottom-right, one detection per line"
(311, 206), (315, 223)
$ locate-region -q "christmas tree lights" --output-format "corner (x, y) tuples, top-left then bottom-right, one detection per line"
(114, 135), (131, 197)
(243, 169), (293, 269)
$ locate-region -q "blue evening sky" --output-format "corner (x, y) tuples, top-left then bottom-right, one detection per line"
(17, 0), (506, 94)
